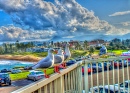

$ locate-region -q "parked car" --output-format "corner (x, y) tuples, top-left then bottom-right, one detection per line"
(115, 80), (130, 91)
(104, 85), (127, 93)
(89, 85), (103, 93)
(11, 69), (22, 74)
(114, 61), (122, 68)
(75, 58), (82, 61)
(104, 62), (113, 70)
(82, 66), (92, 75)
(88, 63), (102, 73)
(24, 66), (32, 70)
(1, 69), (9, 73)
(0, 73), (11, 86)
(89, 85), (127, 93)
(27, 70), (44, 81)
(66, 60), (76, 66)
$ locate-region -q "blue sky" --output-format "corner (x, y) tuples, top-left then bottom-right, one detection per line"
(77, 0), (130, 28)
(0, 10), (12, 26)
(0, 0), (130, 28)
(0, 0), (130, 41)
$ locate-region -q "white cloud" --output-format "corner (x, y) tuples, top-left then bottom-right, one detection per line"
(62, 36), (75, 38)
(0, 26), (56, 41)
(0, 0), (130, 41)
(114, 21), (130, 26)
(109, 10), (130, 17)
(121, 22), (130, 26)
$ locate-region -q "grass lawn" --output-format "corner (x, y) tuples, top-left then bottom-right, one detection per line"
(108, 50), (128, 55)
(11, 52), (48, 57)
(10, 68), (54, 81)
(10, 71), (30, 81)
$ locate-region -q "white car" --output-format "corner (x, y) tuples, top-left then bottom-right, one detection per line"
(89, 85), (127, 93)
(115, 80), (130, 92)
(89, 85), (104, 93)
(27, 70), (44, 81)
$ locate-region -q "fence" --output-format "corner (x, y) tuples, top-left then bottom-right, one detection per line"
(11, 56), (130, 93)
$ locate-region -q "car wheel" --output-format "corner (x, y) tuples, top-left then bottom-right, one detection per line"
(6, 81), (11, 86)
(33, 78), (36, 81)
(9, 81), (11, 85)
(93, 69), (96, 73)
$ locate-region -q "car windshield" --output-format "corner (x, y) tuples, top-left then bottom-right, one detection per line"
(92, 63), (102, 67)
(30, 72), (36, 75)
(36, 72), (43, 74)
(30, 71), (43, 75)
(0, 74), (8, 78)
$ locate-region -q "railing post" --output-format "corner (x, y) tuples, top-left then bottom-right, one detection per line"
(70, 71), (73, 92)
(38, 88), (41, 93)
(90, 63), (93, 93)
(112, 60), (115, 91)
(68, 72), (71, 92)
(49, 82), (53, 93)
(55, 79), (58, 93)
(96, 62), (99, 92)
(73, 69), (76, 93)
(44, 85), (47, 93)
(107, 61), (110, 93)
(57, 76), (65, 93)
(117, 60), (120, 93)
(101, 61), (105, 92)
(127, 59), (129, 92)
(79, 66), (83, 93)
(84, 61), (89, 93)
(122, 59), (125, 92)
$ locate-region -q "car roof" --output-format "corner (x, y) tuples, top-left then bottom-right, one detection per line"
(29, 70), (43, 72)
(0, 73), (8, 75)
(105, 85), (119, 91)
(90, 85), (103, 90)
(125, 80), (130, 83)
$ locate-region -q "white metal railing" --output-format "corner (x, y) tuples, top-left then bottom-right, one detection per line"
(11, 56), (130, 93)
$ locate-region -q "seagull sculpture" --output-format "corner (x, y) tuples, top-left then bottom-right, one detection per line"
(54, 48), (64, 73)
(32, 48), (55, 78)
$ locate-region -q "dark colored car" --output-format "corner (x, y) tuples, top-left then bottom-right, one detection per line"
(104, 62), (113, 70)
(88, 63), (102, 73)
(66, 60), (76, 66)
(1, 69), (8, 73)
(0, 73), (11, 86)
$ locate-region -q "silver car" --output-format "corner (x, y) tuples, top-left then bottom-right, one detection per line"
(27, 70), (44, 81)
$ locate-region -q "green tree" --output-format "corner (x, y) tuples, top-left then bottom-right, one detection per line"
(0, 46), (4, 54)
(89, 46), (95, 56)
(83, 40), (88, 50)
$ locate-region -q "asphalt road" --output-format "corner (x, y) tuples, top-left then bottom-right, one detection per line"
(0, 79), (34, 93)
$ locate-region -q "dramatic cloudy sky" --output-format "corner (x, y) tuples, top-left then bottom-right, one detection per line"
(0, 0), (130, 42)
